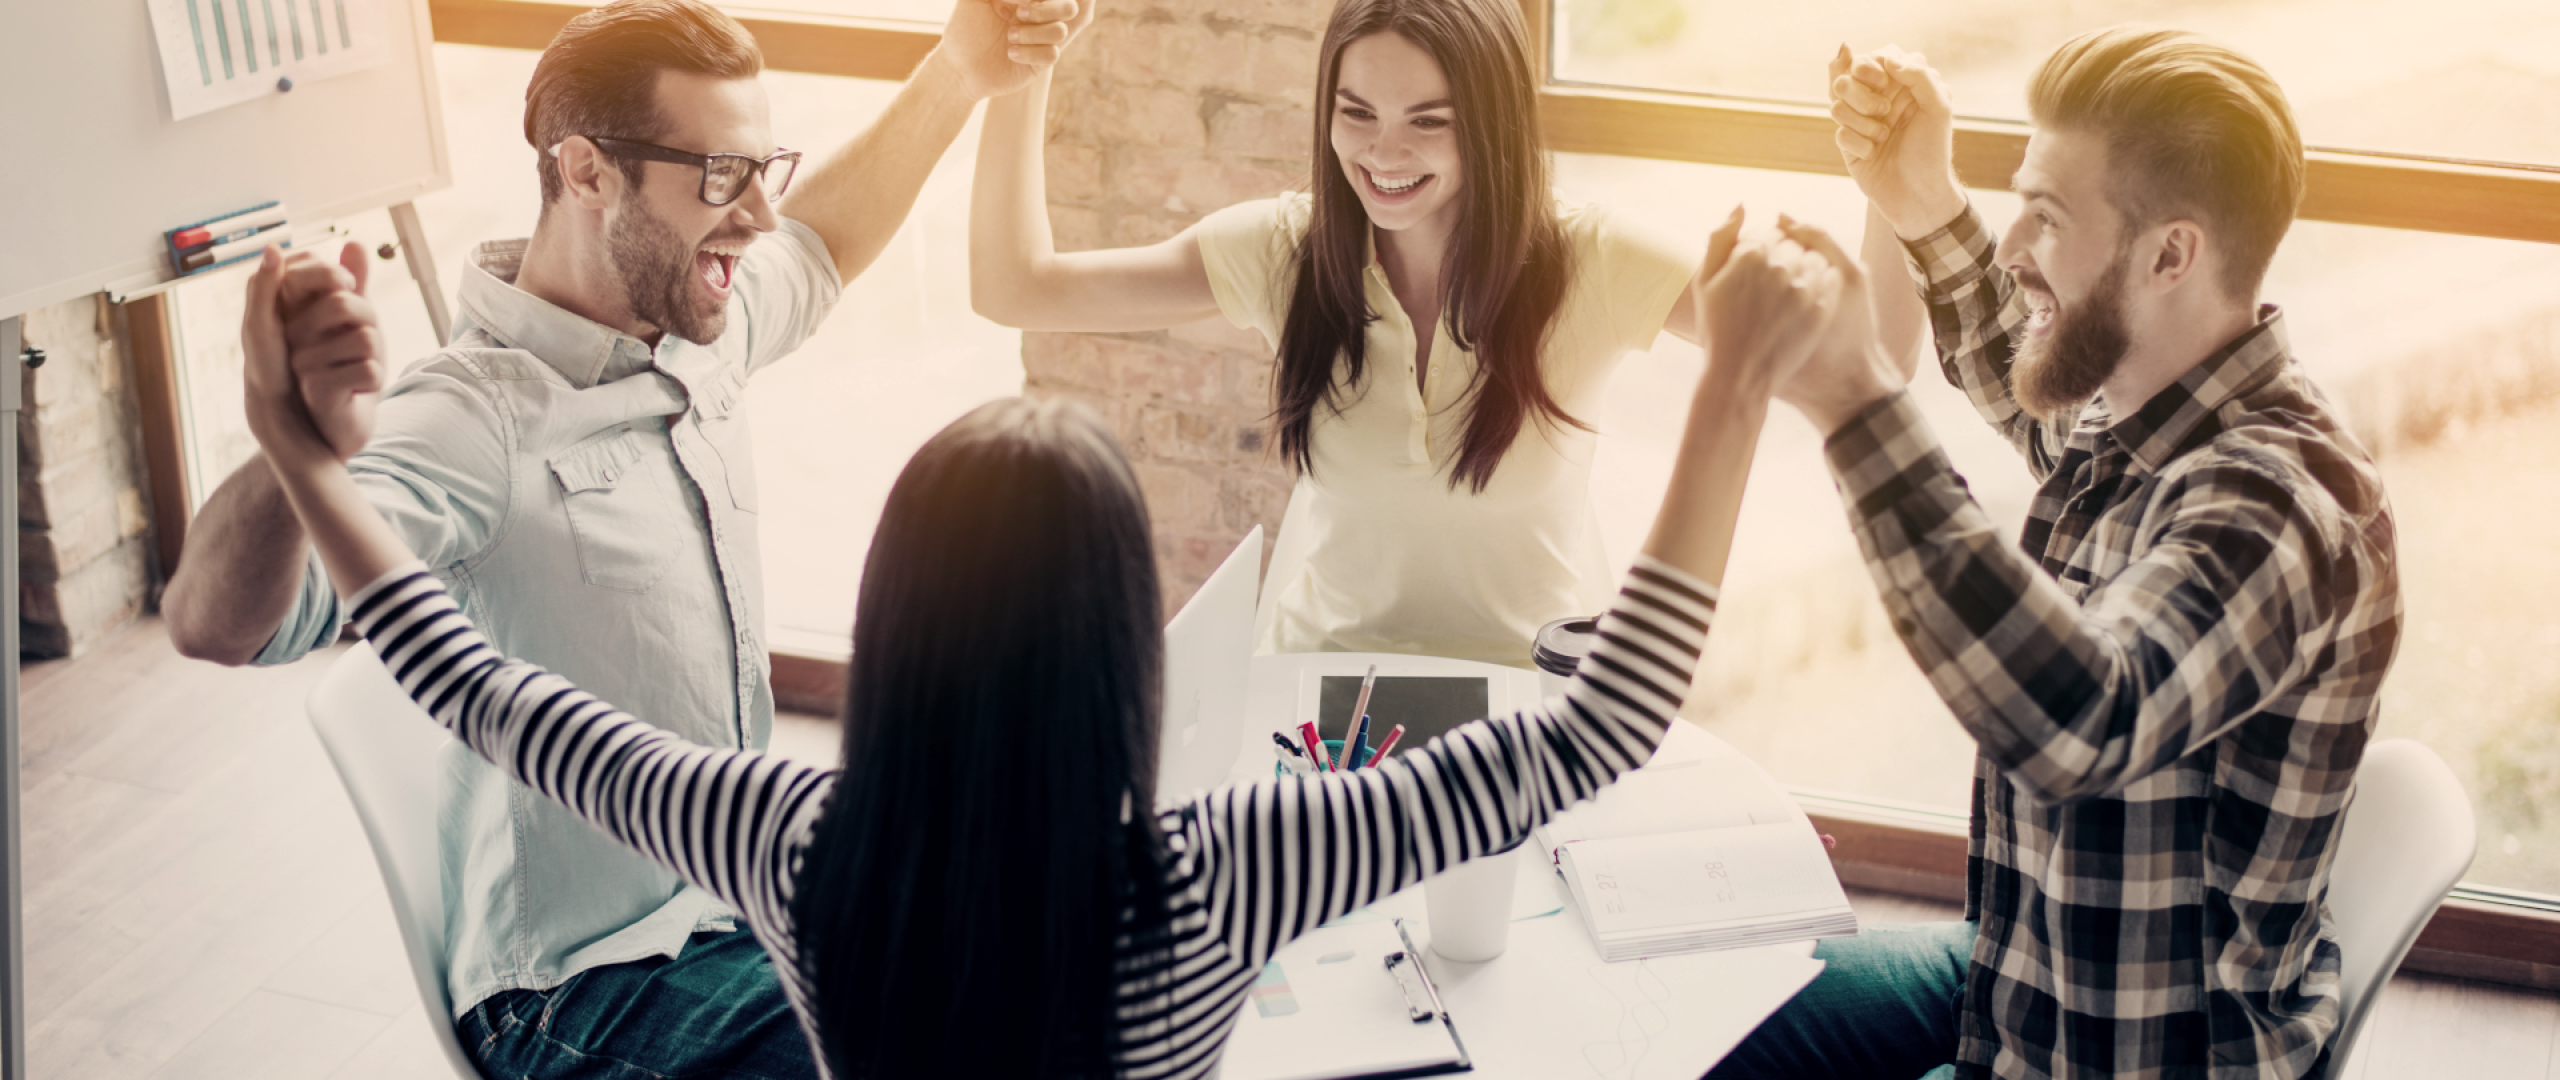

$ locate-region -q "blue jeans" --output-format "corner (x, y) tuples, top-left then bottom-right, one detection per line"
(458, 929), (817, 1080)
(1705, 921), (1975, 1080)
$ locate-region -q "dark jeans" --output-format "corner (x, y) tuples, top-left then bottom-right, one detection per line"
(458, 929), (817, 1080)
(1706, 921), (1976, 1080)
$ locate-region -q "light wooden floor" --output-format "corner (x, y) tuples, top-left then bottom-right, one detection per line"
(19, 616), (2559, 1078)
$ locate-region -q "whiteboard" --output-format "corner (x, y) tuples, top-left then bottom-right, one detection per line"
(0, 0), (449, 320)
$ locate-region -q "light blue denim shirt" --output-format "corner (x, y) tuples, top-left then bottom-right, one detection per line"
(257, 220), (841, 1016)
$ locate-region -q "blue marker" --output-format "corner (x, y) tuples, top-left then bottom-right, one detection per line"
(1349, 713), (1372, 770)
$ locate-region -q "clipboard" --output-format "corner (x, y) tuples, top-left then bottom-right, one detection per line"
(1221, 919), (1472, 1080)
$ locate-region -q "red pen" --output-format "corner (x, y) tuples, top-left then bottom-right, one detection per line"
(1296, 720), (1333, 773)
(1365, 723), (1406, 767)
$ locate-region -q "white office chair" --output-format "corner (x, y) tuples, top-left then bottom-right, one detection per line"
(308, 643), (487, 1080)
(2323, 738), (2475, 1067)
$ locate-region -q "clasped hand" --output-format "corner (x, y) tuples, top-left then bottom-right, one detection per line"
(1691, 208), (1901, 434)
(939, 0), (1095, 100)
(240, 242), (385, 479)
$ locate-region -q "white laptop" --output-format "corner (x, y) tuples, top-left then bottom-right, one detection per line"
(1158, 526), (1263, 798)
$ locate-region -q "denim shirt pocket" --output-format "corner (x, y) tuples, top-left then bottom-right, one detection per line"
(694, 364), (759, 514)
(550, 427), (678, 592)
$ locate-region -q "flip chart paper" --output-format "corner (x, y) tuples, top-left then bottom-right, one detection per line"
(148, 0), (390, 121)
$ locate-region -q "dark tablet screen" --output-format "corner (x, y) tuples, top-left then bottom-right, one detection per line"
(1316, 675), (1491, 759)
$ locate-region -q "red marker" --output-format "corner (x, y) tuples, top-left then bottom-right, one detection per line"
(172, 203), (289, 250)
(1365, 724), (1406, 767)
(1296, 720), (1332, 773)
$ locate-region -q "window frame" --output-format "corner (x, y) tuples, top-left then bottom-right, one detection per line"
(417, 0), (2560, 990)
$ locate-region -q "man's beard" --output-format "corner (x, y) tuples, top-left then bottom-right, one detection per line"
(608, 197), (726, 345)
(2013, 256), (2132, 417)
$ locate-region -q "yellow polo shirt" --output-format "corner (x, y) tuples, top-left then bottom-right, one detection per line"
(1197, 193), (1694, 666)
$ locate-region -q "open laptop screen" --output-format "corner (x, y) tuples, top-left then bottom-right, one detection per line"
(1314, 675), (1491, 761)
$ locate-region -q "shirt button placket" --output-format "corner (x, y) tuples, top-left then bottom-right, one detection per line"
(663, 362), (756, 749)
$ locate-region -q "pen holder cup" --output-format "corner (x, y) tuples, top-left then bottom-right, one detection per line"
(1278, 739), (1372, 778)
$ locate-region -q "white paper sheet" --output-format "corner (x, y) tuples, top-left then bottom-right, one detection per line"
(147, 0), (390, 121)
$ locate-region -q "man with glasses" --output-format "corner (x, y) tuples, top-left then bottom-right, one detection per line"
(163, 1), (1088, 1075)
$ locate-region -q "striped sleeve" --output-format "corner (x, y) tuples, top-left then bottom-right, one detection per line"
(1184, 553), (1716, 969)
(346, 565), (834, 938)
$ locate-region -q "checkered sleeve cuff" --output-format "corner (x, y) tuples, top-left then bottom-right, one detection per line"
(1900, 202), (1998, 306)
(1822, 389), (1972, 543)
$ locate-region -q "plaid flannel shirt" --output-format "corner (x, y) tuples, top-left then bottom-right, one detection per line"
(1822, 205), (2401, 1080)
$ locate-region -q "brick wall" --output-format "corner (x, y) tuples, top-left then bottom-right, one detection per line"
(1032, 0), (1327, 613)
(17, 296), (157, 658)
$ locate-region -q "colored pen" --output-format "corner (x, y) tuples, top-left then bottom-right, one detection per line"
(1297, 720), (1333, 773)
(171, 202), (289, 250)
(1342, 665), (1378, 769)
(180, 227), (289, 272)
(1366, 723), (1406, 766)
(1348, 712), (1372, 771)
(1271, 732), (1312, 775)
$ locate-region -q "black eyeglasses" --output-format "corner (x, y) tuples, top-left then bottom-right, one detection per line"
(576, 136), (801, 207)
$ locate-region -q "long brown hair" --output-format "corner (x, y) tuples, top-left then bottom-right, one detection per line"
(1273, 0), (1578, 493)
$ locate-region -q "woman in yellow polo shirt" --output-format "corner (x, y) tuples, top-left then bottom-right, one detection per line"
(970, 0), (1714, 666)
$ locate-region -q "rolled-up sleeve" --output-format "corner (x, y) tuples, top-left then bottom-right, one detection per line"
(736, 218), (845, 375)
(250, 359), (515, 666)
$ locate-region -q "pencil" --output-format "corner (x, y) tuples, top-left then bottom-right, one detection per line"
(1343, 665), (1378, 769)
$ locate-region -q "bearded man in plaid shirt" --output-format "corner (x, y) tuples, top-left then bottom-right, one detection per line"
(1705, 27), (2402, 1080)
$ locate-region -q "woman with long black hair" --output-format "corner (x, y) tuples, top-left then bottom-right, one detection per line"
(238, 204), (1844, 1076)
(973, 0), (1721, 667)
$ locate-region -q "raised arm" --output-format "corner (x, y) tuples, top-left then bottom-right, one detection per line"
(1822, 402), (2364, 803)
(234, 246), (826, 928)
(1191, 214), (1838, 962)
(1831, 48), (2057, 467)
(781, 0), (1091, 285)
(165, 244), (382, 665)
(968, 68), (1223, 331)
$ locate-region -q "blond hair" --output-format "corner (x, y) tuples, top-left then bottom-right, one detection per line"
(2028, 26), (2304, 297)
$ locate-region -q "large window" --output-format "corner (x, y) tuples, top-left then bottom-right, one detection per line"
(1552, 0), (2560, 168)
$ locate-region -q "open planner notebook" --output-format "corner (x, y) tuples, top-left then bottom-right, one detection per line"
(1535, 723), (1858, 962)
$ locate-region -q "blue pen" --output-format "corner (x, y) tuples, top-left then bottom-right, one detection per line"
(1349, 712), (1372, 770)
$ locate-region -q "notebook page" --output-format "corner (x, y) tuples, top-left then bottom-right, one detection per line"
(1563, 823), (1850, 937)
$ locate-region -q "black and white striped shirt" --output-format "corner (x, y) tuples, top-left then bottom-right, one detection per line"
(349, 553), (1716, 1078)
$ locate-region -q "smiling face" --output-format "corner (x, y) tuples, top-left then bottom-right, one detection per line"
(1997, 127), (2141, 414)
(602, 70), (779, 345)
(1328, 32), (1465, 245)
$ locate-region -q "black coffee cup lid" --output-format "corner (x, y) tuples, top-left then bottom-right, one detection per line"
(1533, 616), (1599, 676)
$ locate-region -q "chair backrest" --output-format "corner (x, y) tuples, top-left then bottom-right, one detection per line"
(2324, 738), (2475, 1065)
(307, 643), (486, 1080)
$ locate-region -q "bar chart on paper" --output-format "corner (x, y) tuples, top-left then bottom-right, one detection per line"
(147, 0), (390, 120)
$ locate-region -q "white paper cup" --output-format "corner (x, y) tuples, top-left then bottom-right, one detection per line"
(1424, 845), (1521, 962)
